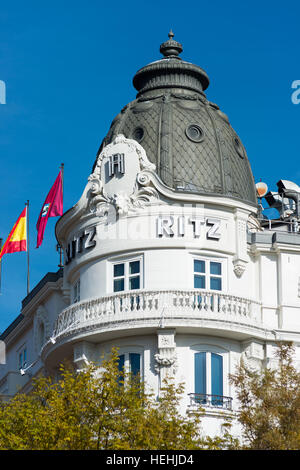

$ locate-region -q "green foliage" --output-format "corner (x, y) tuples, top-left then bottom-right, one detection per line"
(8, 343), (300, 450)
(230, 342), (300, 450)
(0, 348), (229, 450)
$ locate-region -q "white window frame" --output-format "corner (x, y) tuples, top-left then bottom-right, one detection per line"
(17, 345), (27, 370)
(192, 255), (226, 292)
(110, 255), (144, 293)
(191, 345), (229, 398)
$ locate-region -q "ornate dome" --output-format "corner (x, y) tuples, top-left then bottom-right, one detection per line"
(94, 32), (257, 206)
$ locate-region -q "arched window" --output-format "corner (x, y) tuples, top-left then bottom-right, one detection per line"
(194, 351), (226, 407)
(118, 353), (141, 381)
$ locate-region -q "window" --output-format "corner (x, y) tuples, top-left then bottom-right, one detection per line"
(18, 347), (27, 370)
(194, 351), (224, 406)
(118, 353), (141, 381)
(73, 279), (80, 303)
(113, 259), (142, 293)
(194, 259), (222, 291)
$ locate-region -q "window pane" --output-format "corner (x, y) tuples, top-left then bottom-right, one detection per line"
(210, 277), (222, 291)
(210, 262), (221, 275)
(129, 353), (140, 377)
(129, 261), (140, 275)
(129, 276), (140, 290)
(114, 263), (124, 277)
(211, 353), (223, 398)
(194, 260), (205, 273)
(194, 275), (205, 289)
(195, 352), (206, 396)
(114, 278), (124, 292)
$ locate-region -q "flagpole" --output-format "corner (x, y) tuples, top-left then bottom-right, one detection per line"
(58, 163), (64, 268)
(60, 163), (64, 200)
(26, 200), (30, 295)
(0, 238), (2, 295)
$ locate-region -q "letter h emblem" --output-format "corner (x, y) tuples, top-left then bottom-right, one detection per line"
(108, 153), (125, 177)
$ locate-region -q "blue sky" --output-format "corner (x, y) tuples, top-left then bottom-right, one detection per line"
(0, 0), (299, 332)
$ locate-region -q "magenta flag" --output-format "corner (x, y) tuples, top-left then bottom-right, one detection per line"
(36, 170), (63, 248)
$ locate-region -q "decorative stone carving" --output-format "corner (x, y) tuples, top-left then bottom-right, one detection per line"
(233, 259), (246, 278)
(155, 329), (177, 385)
(233, 211), (249, 278)
(88, 134), (159, 218)
(154, 353), (177, 371)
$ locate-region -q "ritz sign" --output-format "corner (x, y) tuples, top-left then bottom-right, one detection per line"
(64, 216), (221, 265)
(65, 227), (97, 265)
(156, 216), (221, 239)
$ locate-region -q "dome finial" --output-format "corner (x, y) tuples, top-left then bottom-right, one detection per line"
(160, 31), (183, 59)
(168, 29), (174, 40)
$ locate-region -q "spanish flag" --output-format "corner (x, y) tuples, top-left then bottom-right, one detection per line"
(0, 207), (27, 261)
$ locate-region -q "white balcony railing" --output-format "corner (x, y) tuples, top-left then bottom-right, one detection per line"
(52, 289), (262, 340)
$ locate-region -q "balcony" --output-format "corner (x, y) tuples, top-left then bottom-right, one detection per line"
(48, 289), (263, 348)
(188, 393), (233, 410)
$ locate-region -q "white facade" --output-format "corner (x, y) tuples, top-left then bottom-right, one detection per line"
(1, 133), (300, 439)
(1, 37), (300, 439)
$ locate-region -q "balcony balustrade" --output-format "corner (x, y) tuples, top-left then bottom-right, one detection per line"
(188, 393), (233, 410)
(51, 289), (262, 341)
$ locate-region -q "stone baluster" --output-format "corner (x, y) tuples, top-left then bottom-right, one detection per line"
(207, 293), (213, 312)
(114, 296), (121, 315)
(144, 291), (150, 311)
(243, 299), (248, 317)
(200, 294), (205, 311)
(131, 292), (138, 313)
(188, 292), (195, 312)
(219, 294), (226, 315)
(212, 293), (218, 313)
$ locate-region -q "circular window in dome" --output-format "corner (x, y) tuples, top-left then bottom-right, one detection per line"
(185, 124), (204, 143)
(132, 127), (144, 143)
(233, 135), (244, 158)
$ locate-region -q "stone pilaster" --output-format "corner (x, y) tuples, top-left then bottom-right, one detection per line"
(155, 329), (177, 389)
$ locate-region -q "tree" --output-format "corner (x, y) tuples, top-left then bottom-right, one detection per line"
(230, 342), (300, 450)
(0, 348), (229, 450)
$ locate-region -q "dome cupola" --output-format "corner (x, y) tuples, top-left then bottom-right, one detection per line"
(95, 33), (257, 206)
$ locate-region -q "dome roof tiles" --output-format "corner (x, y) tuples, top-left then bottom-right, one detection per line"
(94, 33), (257, 206)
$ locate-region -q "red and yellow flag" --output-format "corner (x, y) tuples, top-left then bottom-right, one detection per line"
(0, 207), (27, 261)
